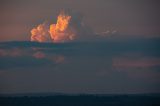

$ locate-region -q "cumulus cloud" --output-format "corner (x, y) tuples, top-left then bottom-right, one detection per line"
(31, 10), (94, 43)
(30, 22), (51, 42)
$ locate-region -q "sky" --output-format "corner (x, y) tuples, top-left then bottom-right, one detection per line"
(0, 0), (160, 41)
(0, 0), (160, 94)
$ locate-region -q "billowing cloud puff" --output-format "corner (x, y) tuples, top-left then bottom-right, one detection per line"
(31, 10), (94, 43)
(49, 11), (75, 42)
(31, 22), (51, 42)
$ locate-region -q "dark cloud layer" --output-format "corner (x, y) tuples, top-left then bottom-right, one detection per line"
(0, 38), (160, 94)
(0, 38), (160, 70)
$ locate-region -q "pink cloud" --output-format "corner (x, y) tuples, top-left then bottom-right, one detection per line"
(113, 57), (160, 69)
(33, 51), (46, 59)
(0, 48), (23, 57)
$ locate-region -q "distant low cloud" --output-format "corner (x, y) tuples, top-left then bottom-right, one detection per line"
(33, 51), (46, 59)
(113, 57), (160, 70)
(0, 45), (66, 70)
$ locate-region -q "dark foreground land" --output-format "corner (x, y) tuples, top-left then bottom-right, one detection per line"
(0, 94), (160, 106)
